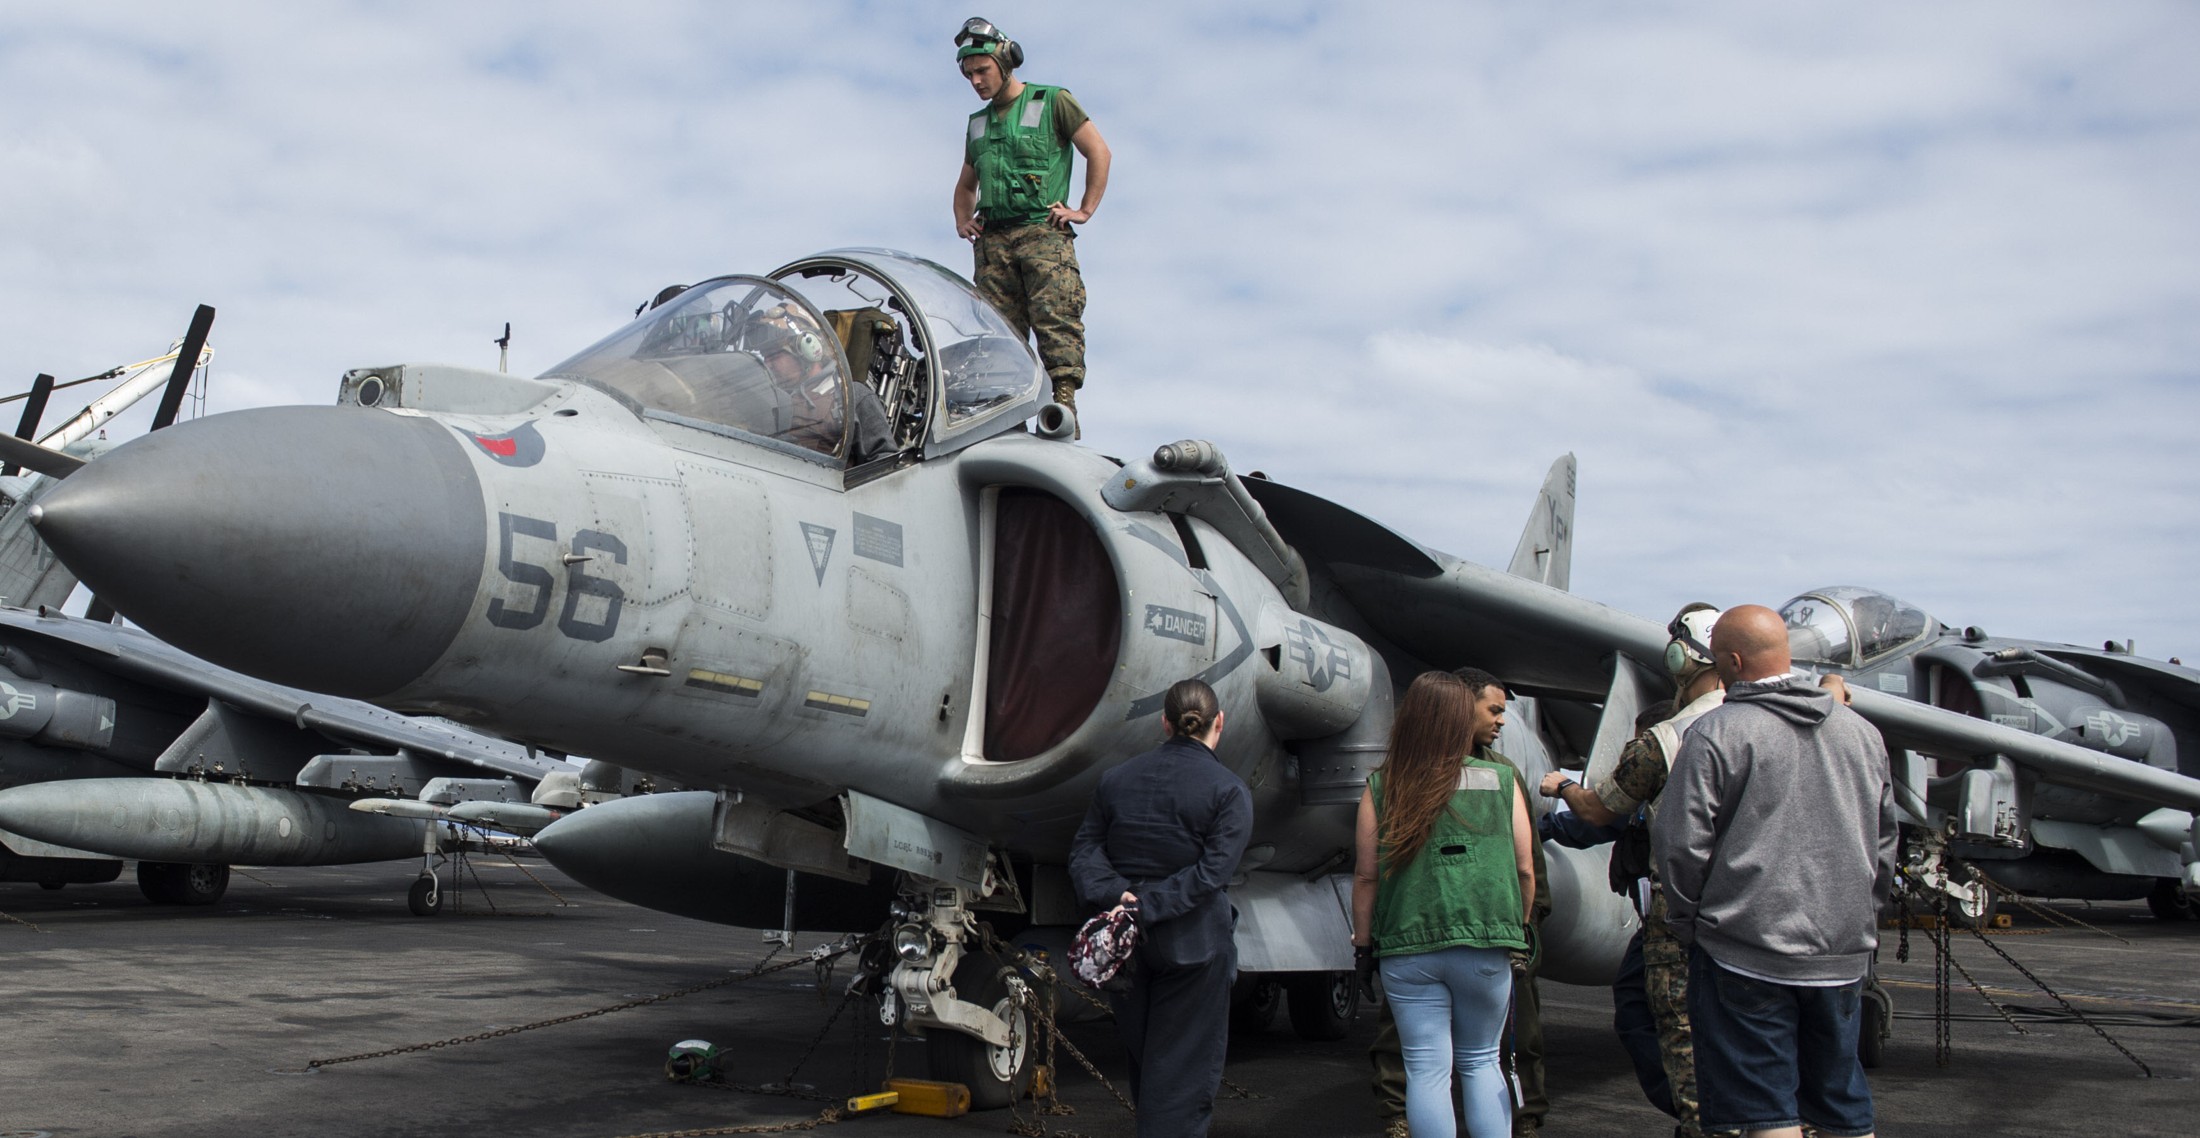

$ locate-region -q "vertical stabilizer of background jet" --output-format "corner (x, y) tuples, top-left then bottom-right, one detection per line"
(1506, 454), (1577, 592)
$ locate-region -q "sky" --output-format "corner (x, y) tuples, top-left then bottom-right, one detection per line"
(2, 2), (2196, 660)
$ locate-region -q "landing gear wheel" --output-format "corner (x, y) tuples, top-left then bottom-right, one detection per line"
(926, 950), (1033, 1110)
(1857, 982), (1890, 1069)
(408, 873), (443, 916)
(1947, 886), (1999, 930)
(1231, 976), (1284, 1034)
(2147, 878), (2196, 922)
(137, 862), (229, 906)
(1285, 971), (1353, 1041)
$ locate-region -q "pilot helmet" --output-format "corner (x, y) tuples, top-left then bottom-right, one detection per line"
(747, 306), (829, 371)
(954, 17), (1023, 68)
(1664, 602), (1723, 678)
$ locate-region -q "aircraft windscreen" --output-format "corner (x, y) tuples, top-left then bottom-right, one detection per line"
(539, 277), (853, 460)
(1781, 587), (1937, 668)
(825, 249), (1043, 425)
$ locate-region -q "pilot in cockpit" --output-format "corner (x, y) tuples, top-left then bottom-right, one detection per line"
(746, 304), (893, 464)
(745, 305), (846, 456)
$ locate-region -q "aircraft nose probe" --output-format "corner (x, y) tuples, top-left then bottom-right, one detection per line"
(30, 405), (488, 699)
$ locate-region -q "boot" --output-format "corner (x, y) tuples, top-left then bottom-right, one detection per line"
(1051, 378), (1080, 438)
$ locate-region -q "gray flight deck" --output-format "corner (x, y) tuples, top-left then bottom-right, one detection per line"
(5, 866), (2194, 1138)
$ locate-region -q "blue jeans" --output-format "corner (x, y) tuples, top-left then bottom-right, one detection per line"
(1688, 946), (1875, 1137)
(1379, 945), (1513, 1138)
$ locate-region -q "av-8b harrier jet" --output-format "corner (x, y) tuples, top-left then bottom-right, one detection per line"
(18, 249), (2200, 1104)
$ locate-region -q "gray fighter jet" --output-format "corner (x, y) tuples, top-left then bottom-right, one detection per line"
(18, 249), (2200, 1103)
(0, 325), (584, 913)
(1780, 586), (2200, 923)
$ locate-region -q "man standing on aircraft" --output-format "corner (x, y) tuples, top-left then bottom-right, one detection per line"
(1654, 606), (1897, 1138)
(950, 17), (1112, 421)
(1540, 603), (1726, 1138)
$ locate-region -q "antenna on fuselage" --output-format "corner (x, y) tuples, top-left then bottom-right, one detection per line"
(495, 322), (512, 374)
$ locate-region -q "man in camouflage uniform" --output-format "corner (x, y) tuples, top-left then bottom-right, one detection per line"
(1541, 604), (1727, 1138)
(950, 18), (1112, 419)
(1369, 667), (1552, 1138)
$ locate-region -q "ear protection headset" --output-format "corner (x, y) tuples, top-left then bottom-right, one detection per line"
(752, 306), (827, 365)
(1664, 602), (1723, 677)
(955, 17), (1023, 70)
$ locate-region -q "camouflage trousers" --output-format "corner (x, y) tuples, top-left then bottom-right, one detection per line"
(973, 222), (1087, 390)
(1645, 891), (1730, 1138)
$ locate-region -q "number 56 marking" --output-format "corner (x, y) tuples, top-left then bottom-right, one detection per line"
(485, 511), (627, 643)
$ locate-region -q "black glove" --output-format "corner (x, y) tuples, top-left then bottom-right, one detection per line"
(1354, 942), (1380, 1005)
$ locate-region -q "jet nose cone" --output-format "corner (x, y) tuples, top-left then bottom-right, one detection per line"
(34, 406), (486, 698)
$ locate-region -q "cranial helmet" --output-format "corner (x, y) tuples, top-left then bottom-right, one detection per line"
(954, 16), (1023, 69)
(1664, 602), (1723, 677)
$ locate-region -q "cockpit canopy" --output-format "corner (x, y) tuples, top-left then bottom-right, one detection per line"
(1781, 586), (1940, 669)
(540, 249), (1044, 467)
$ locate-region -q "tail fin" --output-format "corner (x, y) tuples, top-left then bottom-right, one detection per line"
(1506, 454), (1576, 592)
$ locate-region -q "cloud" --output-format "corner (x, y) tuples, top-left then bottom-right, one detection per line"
(0, 0), (2195, 658)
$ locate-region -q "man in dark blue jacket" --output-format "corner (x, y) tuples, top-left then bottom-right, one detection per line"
(1069, 679), (1253, 1138)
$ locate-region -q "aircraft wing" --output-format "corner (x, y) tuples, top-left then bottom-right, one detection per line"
(1850, 686), (2200, 812)
(2036, 646), (2200, 716)
(0, 606), (552, 785)
(1243, 474), (1667, 699)
(1246, 475), (2200, 813)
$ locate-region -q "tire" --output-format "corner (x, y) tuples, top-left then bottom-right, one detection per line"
(138, 862), (228, 906)
(926, 949), (1033, 1110)
(1230, 976), (1284, 1035)
(408, 874), (443, 916)
(1285, 971), (1352, 1042)
(2147, 879), (2196, 922)
(1857, 987), (1888, 1069)
(1947, 887), (1999, 931)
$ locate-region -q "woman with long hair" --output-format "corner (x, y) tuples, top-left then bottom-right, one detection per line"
(1351, 670), (1536, 1138)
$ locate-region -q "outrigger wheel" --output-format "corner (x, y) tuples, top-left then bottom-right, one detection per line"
(138, 861), (230, 906)
(408, 872), (443, 916)
(2148, 878), (2196, 922)
(925, 948), (1034, 1110)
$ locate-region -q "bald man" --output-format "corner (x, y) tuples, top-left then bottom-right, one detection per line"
(1652, 605), (1898, 1138)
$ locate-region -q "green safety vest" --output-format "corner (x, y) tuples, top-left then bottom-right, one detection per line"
(966, 84), (1072, 226)
(1370, 756), (1530, 958)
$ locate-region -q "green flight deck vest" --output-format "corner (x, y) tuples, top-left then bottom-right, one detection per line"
(1370, 756), (1531, 958)
(967, 84), (1073, 226)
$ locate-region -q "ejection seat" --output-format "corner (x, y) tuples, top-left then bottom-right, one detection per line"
(823, 307), (922, 460)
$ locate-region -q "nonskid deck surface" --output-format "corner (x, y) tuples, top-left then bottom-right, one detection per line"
(3, 866), (2194, 1138)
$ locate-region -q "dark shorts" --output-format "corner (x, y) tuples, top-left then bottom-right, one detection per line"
(1687, 946), (1875, 1137)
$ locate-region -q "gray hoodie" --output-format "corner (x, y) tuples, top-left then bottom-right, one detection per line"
(1652, 674), (1898, 984)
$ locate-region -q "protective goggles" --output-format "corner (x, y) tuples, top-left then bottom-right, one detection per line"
(954, 17), (1006, 48)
